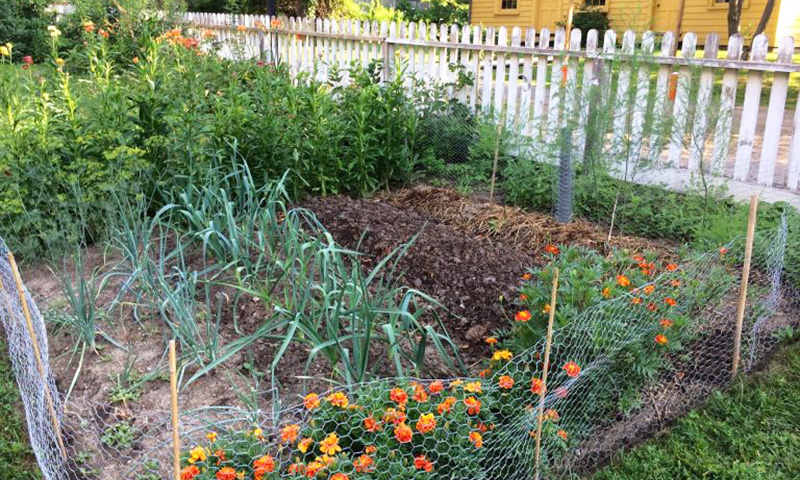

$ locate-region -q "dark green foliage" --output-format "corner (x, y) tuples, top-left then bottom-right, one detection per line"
(398, 0), (469, 25)
(560, 6), (610, 46)
(0, 340), (41, 479)
(0, 0), (52, 62)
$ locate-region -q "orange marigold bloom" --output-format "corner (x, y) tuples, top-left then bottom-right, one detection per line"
(327, 392), (349, 408)
(206, 432), (217, 442)
(664, 297), (677, 306)
(544, 244), (560, 255)
(520, 293), (529, 301)
(644, 285), (655, 295)
(383, 407), (406, 425)
(647, 302), (658, 312)
(531, 377), (544, 394)
(464, 396), (481, 415)
(287, 463), (305, 474)
(633, 255), (645, 263)
(429, 381), (444, 394)
(365, 445), (377, 454)
(298, 437), (313, 453)
(465, 381), (482, 393)
(631, 297), (642, 305)
(437, 397), (457, 415)
(655, 334), (668, 345)
(394, 423), (413, 443)
(354, 454), (374, 473)
(557, 429), (568, 440)
(330, 474), (349, 480)
(180, 465), (200, 480)
(498, 375), (515, 389)
(237, 24), (247, 32)
(416, 413), (437, 434)
(412, 383), (428, 402)
(213, 449), (226, 463)
(485, 337), (498, 345)
(515, 310), (532, 322)
(617, 275), (631, 287)
(670, 279), (682, 287)
(522, 272), (532, 280)
(414, 455), (434, 472)
(390, 388), (408, 404)
(216, 468), (236, 480)
(563, 361), (581, 378)
(253, 455), (275, 473)
(660, 318), (674, 328)
(469, 431), (483, 448)
(303, 393), (320, 410)
(319, 433), (342, 456)
(602, 287), (611, 298)
(479, 368), (492, 378)
(492, 350), (513, 361)
(363, 416), (381, 432)
(666, 263), (678, 271)
(543, 408), (560, 421)
(542, 304), (551, 314)
(281, 424), (300, 443)
(305, 461), (324, 477)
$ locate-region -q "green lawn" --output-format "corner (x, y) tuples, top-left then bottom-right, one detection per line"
(0, 340), (40, 478)
(594, 340), (800, 480)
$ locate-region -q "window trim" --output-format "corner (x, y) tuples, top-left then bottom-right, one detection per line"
(584, 0), (610, 13)
(708, 0), (749, 11)
(493, 0), (520, 16)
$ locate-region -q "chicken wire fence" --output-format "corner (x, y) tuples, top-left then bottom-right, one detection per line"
(0, 213), (798, 480)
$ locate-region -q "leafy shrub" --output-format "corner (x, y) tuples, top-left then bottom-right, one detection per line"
(558, 5), (610, 46)
(0, 0), (52, 62)
(398, 0), (469, 25)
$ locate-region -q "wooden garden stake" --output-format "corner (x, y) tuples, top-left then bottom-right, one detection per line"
(5, 252), (67, 461)
(170, 339), (180, 480)
(732, 195), (759, 377)
(533, 267), (559, 480)
(489, 122), (503, 202)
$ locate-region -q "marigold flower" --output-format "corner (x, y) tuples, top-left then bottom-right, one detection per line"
(492, 350), (512, 362)
(563, 361), (581, 378)
(383, 407), (406, 425)
(394, 423), (413, 443)
(479, 368), (492, 378)
(464, 396), (481, 415)
(655, 334), (668, 345)
(287, 463), (305, 474)
(544, 244), (560, 255)
(437, 397), (457, 415)
(298, 437), (313, 453)
(281, 424), (300, 443)
(213, 449), (226, 463)
(188, 446), (207, 464)
(665, 263), (678, 271)
(464, 381), (482, 393)
(644, 285), (655, 295)
(664, 297), (677, 306)
(670, 279), (682, 287)
(132, 56), (139, 64)
(216, 467), (236, 480)
(520, 293), (529, 301)
(55, 58), (65, 66)
(206, 432), (217, 442)
(412, 383), (428, 402)
(303, 393), (320, 410)
(616, 275), (631, 287)
(305, 461), (324, 477)
(98, 29), (109, 39)
(327, 392), (349, 408)
(253, 455), (275, 473)
(485, 337), (498, 345)
(365, 445), (377, 454)
(83, 21), (95, 33)
(633, 255), (645, 263)
(660, 318), (674, 328)
(251, 428), (264, 439)
(498, 375), (515, 389)
(531, 377), (544, 394)
(414, 455), (434, 472)
(515, 310), (532, 322)
(319, 433), (342, 456)
(719, 247), (728, 255)
(543, 408), (560, 421)
(429, 381), (444, 394)
(542, 304), (551, 314)
(647, 302), (657, 312)
(469, 431), (483, 448)
(557, 429), (568, 440)
(602, 287), (611, 298)
(389, 387), (408, 404)
(522, 272), (532, 280)
(330, 474), (349, 480)
(631, 297), (642, 305)
(237, 24), (247, 32)
(416, 413), (436, 434)
(180, 465), (200, 480)
(354, 454), (374, 473)
(363, 416), (381, 432)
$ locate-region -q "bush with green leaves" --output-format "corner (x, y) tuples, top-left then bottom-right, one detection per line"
(0, 0), (52, 62)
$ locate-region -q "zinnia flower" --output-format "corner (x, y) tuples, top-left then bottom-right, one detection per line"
(464, 396), (481, 415)
(469, 431), (483, 448)
(319, 433), (342, 456)
(326, 392), (349, 408)
(281, 424), (300, 443)
(655, 334), (668, 345)
(216, 467), (236, 480)
(303, 393), (320, 410)
(563, 361), (581, 378)
(530, 377), (544, 394)
(544, 244), (560, 255)
(498, 375), (514, 389)
(616, 275), (631, 287)
(414, 455), (434, 472)
(394, 423), (413, 443)
(515, 310), (532, 322)
(23, 56), (34, 65)
(492, 350), (513, 362)
(180, 465), (200, 480)
(389, 387), (408, 404)
(416, 413), (436, 434)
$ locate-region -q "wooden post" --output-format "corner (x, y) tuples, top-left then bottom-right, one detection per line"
(675, 0), (687, 42)
(5, 253), (67, 461)
(732, 195), (758, 377)
(170, 340), (180, 480)
(489, 122), (503, 202)
(533, 268), (559, 480)
(565, 3), (575, 48)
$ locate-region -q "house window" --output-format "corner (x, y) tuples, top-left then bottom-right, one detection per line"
(501, 0), (517, 9)
(586, 0), (607, 5)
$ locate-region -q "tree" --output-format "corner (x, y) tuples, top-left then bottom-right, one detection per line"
(727, 0), (745, 38)
(754, 0), (778, 37)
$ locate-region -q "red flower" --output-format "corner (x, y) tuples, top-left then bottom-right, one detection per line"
(647, 302), (657, 312)
(563, 361), (581, 378)
(23, 56), (33, 65)
(515, 310), (532, 322)
(633, 255), (645, 263)
(719, 247), (728, 255)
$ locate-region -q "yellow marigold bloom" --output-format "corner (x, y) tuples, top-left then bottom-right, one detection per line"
(305, 461), (324, 477)
(464, 381), (482, 393)
(319, 433), (342, 456)
(298, 437), (313, 453)
(602, 287), (611, 298)
(644, 285), (655, 295)
(251, 427), (263, 438)
(469, 431), (483, 448)
(326, 392), (349, 408)
(464, 396), (481, 415)
(616, 275), (631, 287)
(415, 413), (436, 434)
(206, 431), (217, 442)
(492, 350), (512, 362)
(450, 379), (464, 388)
(281, 424), (300, 443)
(303, 392), (320, 410)
(188, 446), (207, 464)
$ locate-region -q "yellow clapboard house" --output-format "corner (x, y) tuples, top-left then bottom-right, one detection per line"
(469, 0), (800, 46)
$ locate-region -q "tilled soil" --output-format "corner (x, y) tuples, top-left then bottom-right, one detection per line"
(303, 194), (538, 367)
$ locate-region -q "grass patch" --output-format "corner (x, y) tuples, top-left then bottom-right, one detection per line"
(0, 339), (41, 479)
(593, 339), (800, 480)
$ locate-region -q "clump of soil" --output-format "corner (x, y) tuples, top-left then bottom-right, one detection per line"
(303, 195), (537, 366)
